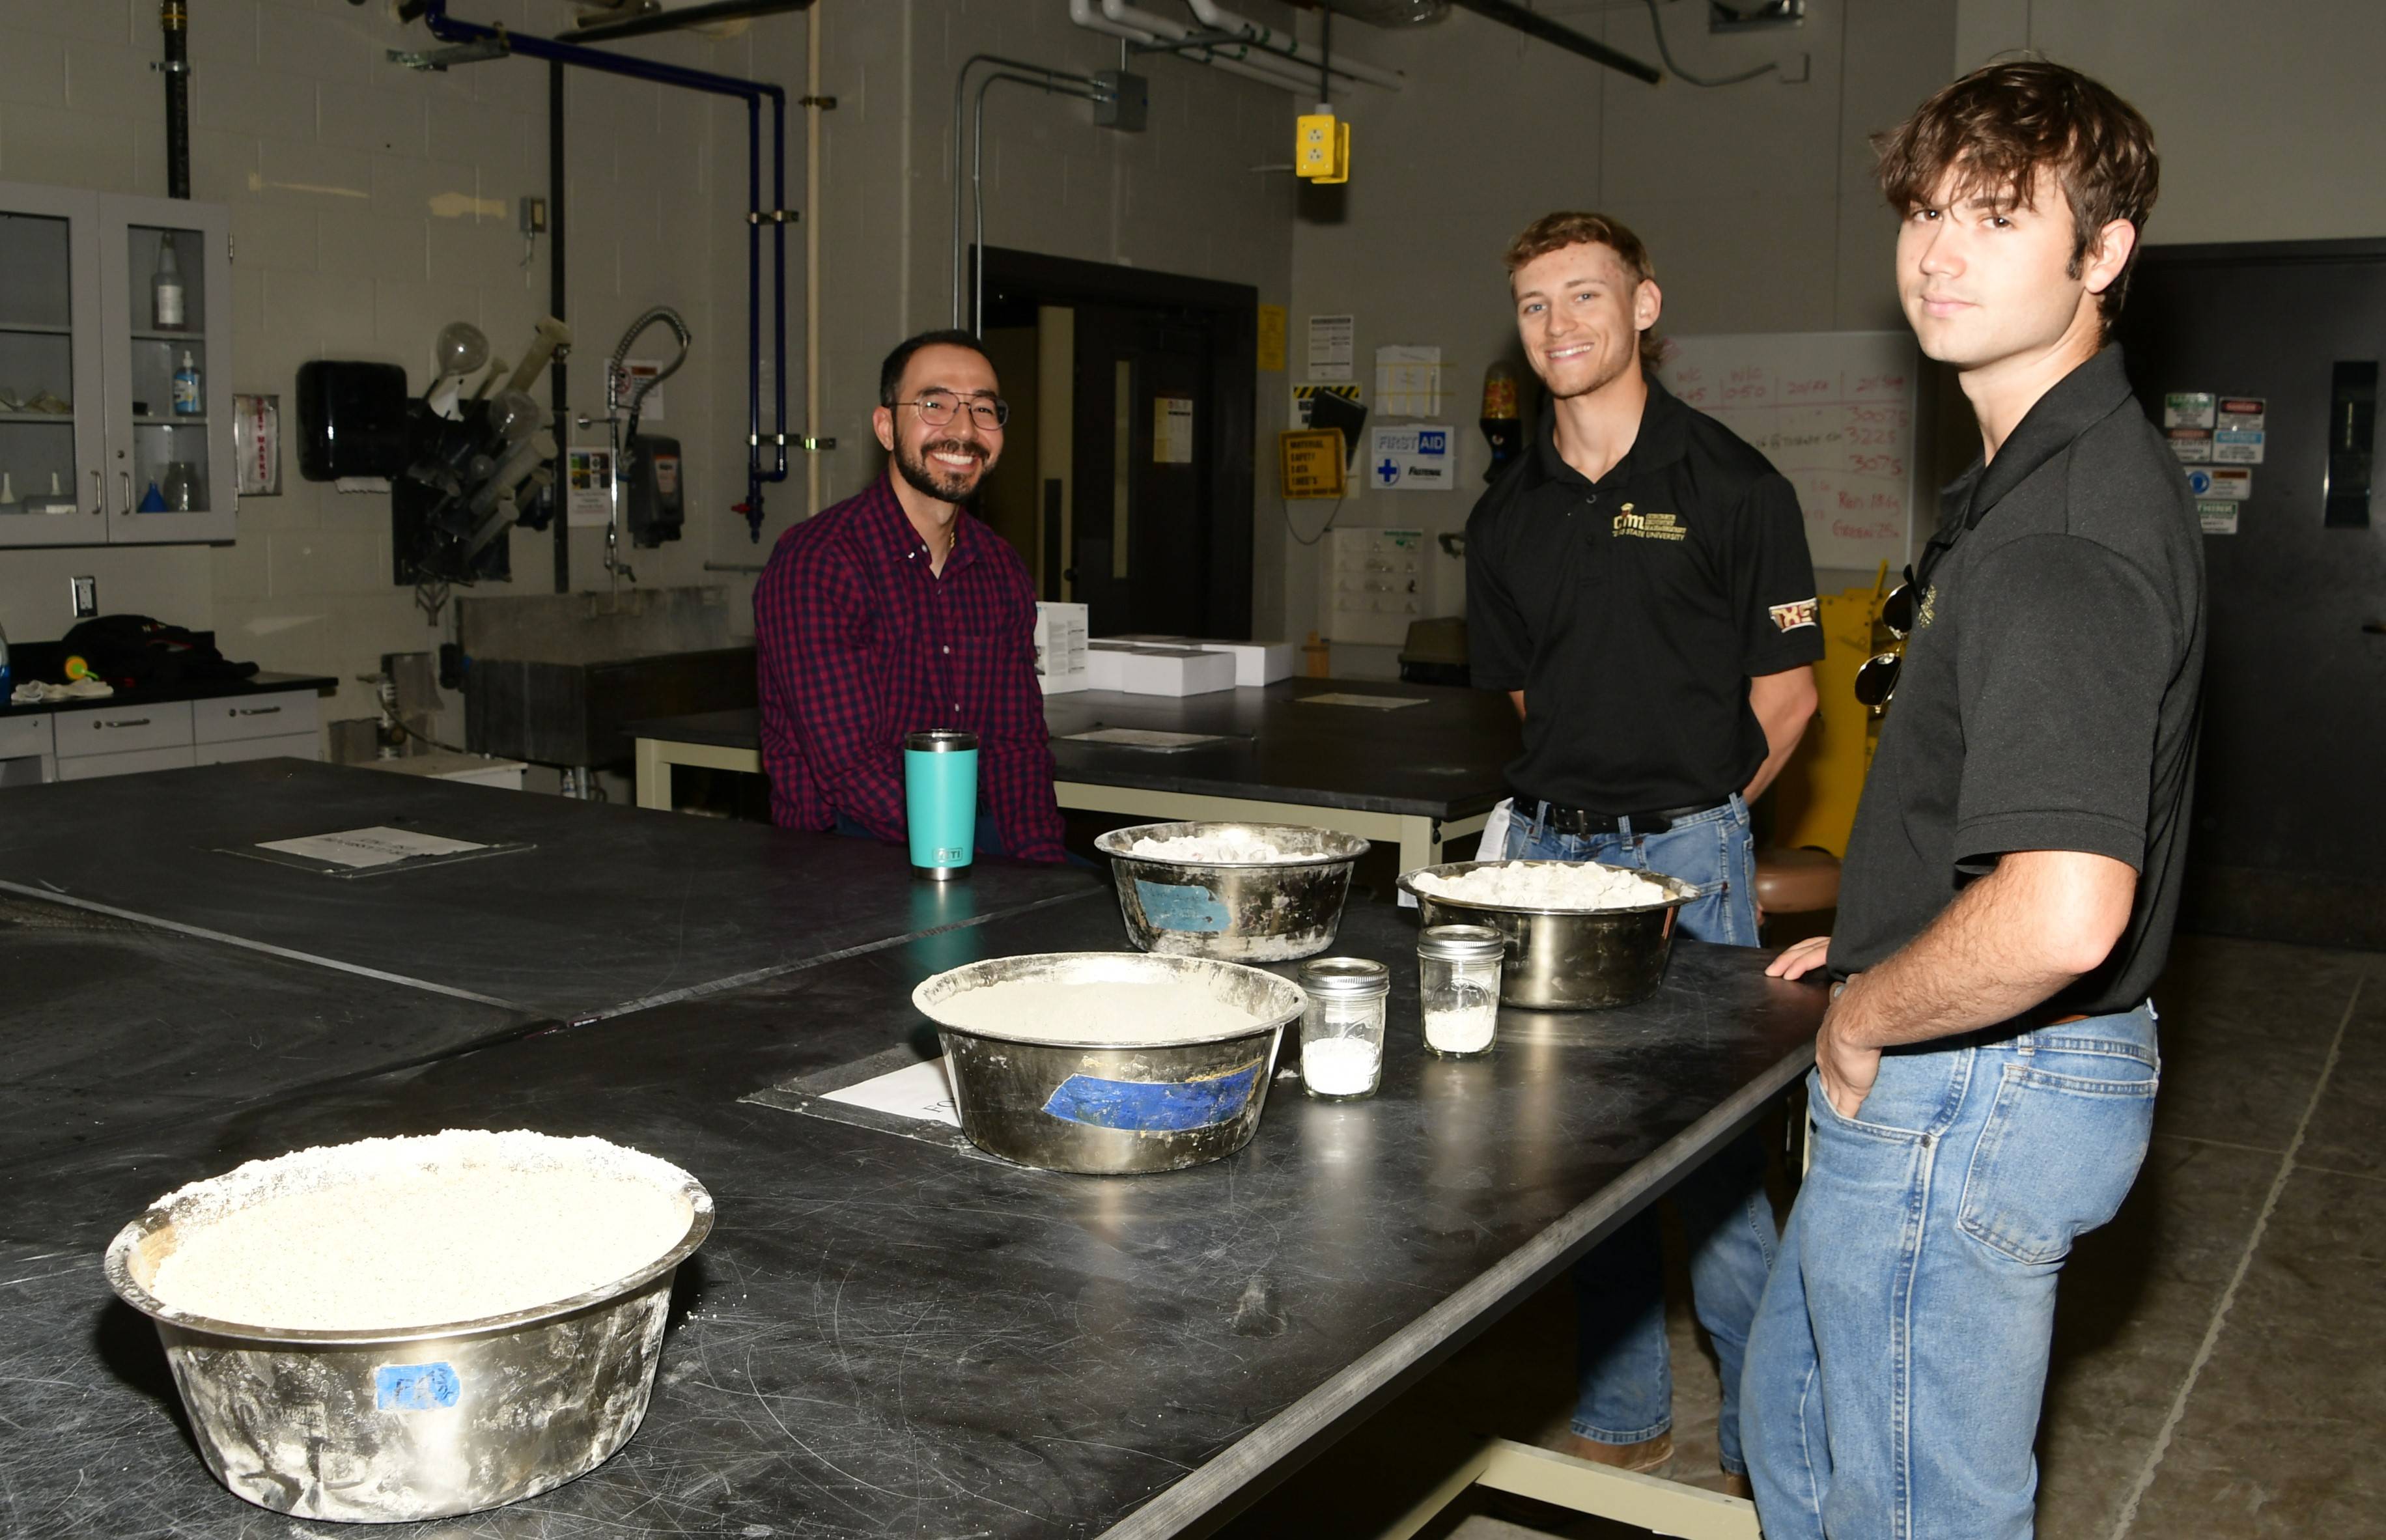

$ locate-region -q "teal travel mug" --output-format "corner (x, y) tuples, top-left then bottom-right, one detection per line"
(904, 729), (979, 880)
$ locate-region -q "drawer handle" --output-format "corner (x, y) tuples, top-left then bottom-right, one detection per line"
(96, 718), (152, 730)
(232, 706), (283, 717)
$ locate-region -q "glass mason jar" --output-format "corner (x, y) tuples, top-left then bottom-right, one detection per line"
(1417, 923), (1504, 1058)
(1297, 956), (1390, 1100)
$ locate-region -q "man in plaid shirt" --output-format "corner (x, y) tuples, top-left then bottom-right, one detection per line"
(753, 329), (1067, 862)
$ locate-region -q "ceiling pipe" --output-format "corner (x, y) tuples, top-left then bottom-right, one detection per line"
(568, 0), (811, 43)
(1446, 0), (1662, 84)
(1181, 0), (1405, 89)
(159, 0), (190, 198)
(1095, 0), (1329, 93)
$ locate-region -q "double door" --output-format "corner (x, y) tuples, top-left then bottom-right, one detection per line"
(0, 180), (234, 546)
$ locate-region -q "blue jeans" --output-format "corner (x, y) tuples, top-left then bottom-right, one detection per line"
(1506, 796), (1774, 1473)
(1742, 1004), (2160, 1539)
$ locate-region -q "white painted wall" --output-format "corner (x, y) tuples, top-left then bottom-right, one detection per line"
(1275, 0), (1960, 669)
(1955, 0), (2386, 245)
(0, 0), (1304, 742)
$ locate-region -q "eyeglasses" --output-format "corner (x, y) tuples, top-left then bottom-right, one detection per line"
(1853, 530), (1958, 711)
(898, 390), (1009, 430)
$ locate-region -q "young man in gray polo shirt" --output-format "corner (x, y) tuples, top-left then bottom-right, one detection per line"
(1744, 62), (2205, 1539)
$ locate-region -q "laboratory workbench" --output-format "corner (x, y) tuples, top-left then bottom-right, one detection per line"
(629, 677), (1523, 871)
(0, 757), (1104, 1022)
(0, 893), (1820, 1538)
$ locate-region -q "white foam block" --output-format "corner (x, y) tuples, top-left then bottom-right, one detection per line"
(1194, 639), (1297, 686)
(1086, 641), (1140, 692)
(1117, 646), (1237, 697)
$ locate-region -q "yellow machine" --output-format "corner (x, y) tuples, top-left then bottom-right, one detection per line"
(1295, 109), (1349, 183)
(1768, 568), (1892, 857)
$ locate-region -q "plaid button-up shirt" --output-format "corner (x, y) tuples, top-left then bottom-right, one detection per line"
(753, 472), (1066, 862)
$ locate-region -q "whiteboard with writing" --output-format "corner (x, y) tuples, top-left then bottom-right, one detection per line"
(1656, 331), (1920, 572)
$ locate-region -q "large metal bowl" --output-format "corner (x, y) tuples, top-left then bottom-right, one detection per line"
(914, 951), (1306, 1174)
(1095, 821), (1368, 961)
(104, 1150), (713, 1524)
(1397, 860), (1700, 1011)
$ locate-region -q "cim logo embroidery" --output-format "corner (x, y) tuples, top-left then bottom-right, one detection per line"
(1611, 503), (1687, 541)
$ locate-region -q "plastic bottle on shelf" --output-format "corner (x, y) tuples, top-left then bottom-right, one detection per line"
(154, 239), (185, 329)
(173, 351), (201, 415)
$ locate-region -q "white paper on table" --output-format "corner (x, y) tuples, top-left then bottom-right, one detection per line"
(1296, 692), (1428, 710)
(821, 1056), (963, 1128)
(255, 826), (490, 870)
(1062, 727), (1233, 749)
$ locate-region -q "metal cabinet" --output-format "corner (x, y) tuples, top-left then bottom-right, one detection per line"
(0, 180), (234, 547)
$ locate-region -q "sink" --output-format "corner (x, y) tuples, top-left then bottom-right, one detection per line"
(459, 589), (757, 768)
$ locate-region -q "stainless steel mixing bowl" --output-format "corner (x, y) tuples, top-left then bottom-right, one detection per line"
(914, 951), (1306, 1174)
(1397, 860), (1700, 1011)
(1095, 821), (1368, 962)
(104, 1158), (713, 1524)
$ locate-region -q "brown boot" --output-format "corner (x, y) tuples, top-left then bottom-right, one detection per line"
(1555, 1430), (1674, 1473)
(1722, 1470), (1754, 1500)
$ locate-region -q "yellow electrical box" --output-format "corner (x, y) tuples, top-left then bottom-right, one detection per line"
(1295, 111), (1349, 184)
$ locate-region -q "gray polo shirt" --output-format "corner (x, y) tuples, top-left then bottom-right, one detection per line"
(1832, 346), (2206, 1016)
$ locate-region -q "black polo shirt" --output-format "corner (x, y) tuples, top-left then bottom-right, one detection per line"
(1466, 377), (1825, 813)
(1832, 346), (2206, 1015)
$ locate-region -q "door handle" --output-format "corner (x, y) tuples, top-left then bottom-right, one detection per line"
(89, 469), (102, 516)
(118, 470), (132, 512)
(2364, 621), (2386, 635)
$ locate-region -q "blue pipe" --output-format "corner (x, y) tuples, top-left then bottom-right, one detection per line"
(417, 1), (793, 542)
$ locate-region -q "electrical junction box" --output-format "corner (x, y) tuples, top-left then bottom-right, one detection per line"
(1094, 70), (1148, 132)
(1297, 111), (1349, 183)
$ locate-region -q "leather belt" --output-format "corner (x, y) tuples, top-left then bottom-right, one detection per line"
(1530, 798), (1723, 837)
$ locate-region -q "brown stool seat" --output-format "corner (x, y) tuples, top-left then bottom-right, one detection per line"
(1755, 846), (1842, 914)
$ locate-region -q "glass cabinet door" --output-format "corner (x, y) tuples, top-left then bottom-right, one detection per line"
(100, 193), (233, 544)
(0, 183), (105, 546)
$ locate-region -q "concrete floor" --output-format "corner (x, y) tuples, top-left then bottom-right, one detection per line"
(1214, 933), (2385, 1539)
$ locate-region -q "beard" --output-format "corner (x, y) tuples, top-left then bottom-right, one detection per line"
(893, 435), (990, 503)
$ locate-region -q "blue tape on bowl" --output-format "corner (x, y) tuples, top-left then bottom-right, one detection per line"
(1134, 878), (1232, 933)
(374, 1362), (461, 1411)
(1043, 1062), (1263, 1132)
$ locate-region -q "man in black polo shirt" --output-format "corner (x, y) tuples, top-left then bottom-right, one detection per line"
(1467, 211), (1823, 1492)
(1743, 64), (2203, 1540)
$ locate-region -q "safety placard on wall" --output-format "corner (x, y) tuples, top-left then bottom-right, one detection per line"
(1280, 429), (1347, 499)
(1257, 305), (1287, 372)
(565, 447), (615, 526)
(1367, 423), (1455, 492)
(2185, 464), (2251, 500)
(1153, 397), (1194, 464)
(1292, 382), (1362, 430)
(2163, 392), (2215, 429)
(1307, 313), (1354, 382)
(2197, 499), (2239, 535)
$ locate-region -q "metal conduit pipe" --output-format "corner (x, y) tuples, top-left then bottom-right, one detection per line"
(972, 70), (1109, 334)
(1182, 0), (1406, 89)
(1097, 0), (1339, 92)
(949, 54), (1108, 329)
(160, 0), (191, 197)
(1067, 0), (1302, 94)
(412, 1), (793, 540)
(805, 1), (824, 516)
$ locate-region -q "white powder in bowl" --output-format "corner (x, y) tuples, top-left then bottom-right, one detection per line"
(1128, 832), (1297, 863)
(1412, 861), (1674, 912)
(1302, 1038), (1381, 1096)
(933, 979), (1270, 1044)
(141, 1130), (697, 1332)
